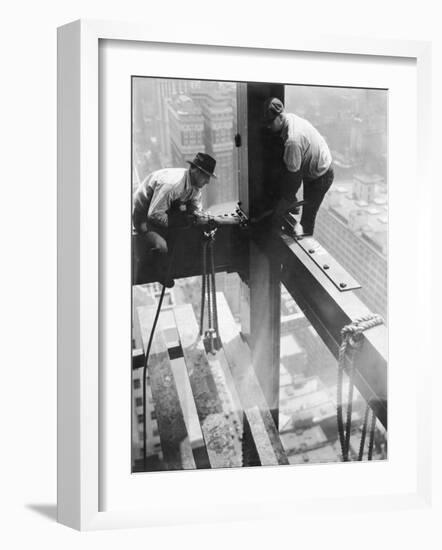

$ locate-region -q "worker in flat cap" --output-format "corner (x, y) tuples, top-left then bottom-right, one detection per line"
(132, 152), (217, 287)
(262, 97), (334, 236)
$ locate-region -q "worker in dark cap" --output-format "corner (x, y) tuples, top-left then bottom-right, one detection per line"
(262, 97), (334, 236)
(132, 152), (217, 287)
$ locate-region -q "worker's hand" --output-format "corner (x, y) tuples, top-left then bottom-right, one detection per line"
(140, 222), (148, 233)
(194, 216), (209, 226)
(193, 214), (215, 227)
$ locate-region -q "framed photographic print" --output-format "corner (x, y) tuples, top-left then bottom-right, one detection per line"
(57, 19), (432, 530)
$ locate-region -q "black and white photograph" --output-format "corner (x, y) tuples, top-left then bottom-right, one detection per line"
(131, 77), (388, 473)
(3, 0), (438, 540)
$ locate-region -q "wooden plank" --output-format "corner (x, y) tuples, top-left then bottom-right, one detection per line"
(246, 407), (279, 466)
(137, 306), (196, 471)
(216, 293), (289, 466)
(169, 359), (205, 450)
(174, 304), (243, 469)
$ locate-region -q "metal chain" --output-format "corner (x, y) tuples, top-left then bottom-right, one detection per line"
(337, 313), (384, 462)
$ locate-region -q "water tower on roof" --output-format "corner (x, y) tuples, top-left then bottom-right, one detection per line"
(353, 173), (383, 204)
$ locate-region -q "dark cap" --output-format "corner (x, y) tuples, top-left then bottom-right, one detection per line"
(186, 152), (217, 178)
(263, 97), (285, 124)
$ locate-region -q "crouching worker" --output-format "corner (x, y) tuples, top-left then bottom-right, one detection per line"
(263, 97), (334, 236)
(132, 152), (217, 287)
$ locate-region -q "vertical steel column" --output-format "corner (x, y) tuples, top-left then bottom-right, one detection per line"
(249, 242), (281, 425)
(245, 83), (285, 425)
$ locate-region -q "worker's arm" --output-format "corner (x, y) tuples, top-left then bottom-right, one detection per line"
(283, 140), (302, 173)
(186, 190), (203, 216)
(267, 139), (303, 222)
(132, 177), (154, 233)
(280, 169), (302, 201)
(148, 210), (169, 228)
(147, 182), (176, 228)
(185, 190), (213, 226)
(271, 166), (303, 224)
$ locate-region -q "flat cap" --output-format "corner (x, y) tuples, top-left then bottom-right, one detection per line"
(263, 97), (284, 123)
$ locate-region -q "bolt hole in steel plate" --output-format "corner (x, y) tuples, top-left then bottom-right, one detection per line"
(295, 236), (361, 292)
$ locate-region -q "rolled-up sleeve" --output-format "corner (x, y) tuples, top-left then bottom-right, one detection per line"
(283, 140), (302, 173)
(147, 181), (175, 228)
(132, 175), (154, 232)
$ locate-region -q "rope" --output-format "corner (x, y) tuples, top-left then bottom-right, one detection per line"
(344, 356), (355, 461)
(336, 313), (384, 462)
(358, 404), (370, 461)
(336, 344), (347, 459)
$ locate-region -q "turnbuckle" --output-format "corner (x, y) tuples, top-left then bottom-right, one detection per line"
(203, 327), (221, 355)
(203, 226), (218, 241)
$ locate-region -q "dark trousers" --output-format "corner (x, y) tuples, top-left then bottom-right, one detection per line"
(301, 166), (334, 234)
(133, 226), (169, 285)
(283, 166), (334, 235)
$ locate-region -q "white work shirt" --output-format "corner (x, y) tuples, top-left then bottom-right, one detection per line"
(134, 167), (202, 228)
(281, 113), (332, 179)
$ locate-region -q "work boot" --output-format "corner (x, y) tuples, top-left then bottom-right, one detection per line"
(157, 266), (175, 288)
(160, 276), (175, 289)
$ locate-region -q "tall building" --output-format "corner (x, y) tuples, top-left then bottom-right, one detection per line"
(167, 94), (205, 167)
(285, 86), (387, 181)
(132, 78), (164, 187)
(194, 85), (237, 207)
(314, 175), (388, 319)
(284, 87), (388, 319)
(131, 284), (176, 465)
(132, 368), (162, 462)
(154, 79), (197, 166)
(163, 81), (238, 209)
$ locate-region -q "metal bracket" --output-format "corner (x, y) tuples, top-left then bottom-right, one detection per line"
(282, 214), (361, 292)
(296, 237), (361, 292)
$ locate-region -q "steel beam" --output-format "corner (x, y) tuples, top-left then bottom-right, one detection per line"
(257, 230), (388, 429)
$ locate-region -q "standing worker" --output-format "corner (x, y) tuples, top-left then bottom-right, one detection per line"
(262, 97), (334, 236)
(132, 152), (217, 287)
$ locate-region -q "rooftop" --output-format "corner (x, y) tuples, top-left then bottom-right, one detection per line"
(325, 177), (388, 255)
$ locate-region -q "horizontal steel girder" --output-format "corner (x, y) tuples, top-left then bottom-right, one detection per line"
(257, 231), (388, 429)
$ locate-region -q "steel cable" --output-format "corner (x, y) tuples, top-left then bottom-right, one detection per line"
(141, 238), (178, 469)
(367, 408), (377, 461)
(336, 314), (384, 462)
(358, 403), (370, 461)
